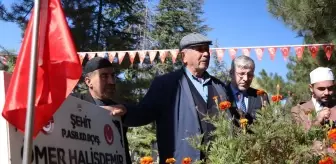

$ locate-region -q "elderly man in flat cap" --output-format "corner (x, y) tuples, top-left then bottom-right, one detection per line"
(71, 57), (132, 164)
(104, 33), (230, 163)
(291, 67), (336, 130)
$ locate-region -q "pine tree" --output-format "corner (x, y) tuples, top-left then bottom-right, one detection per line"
(267, 0), (336, 104)
(0, 0), (145, 51)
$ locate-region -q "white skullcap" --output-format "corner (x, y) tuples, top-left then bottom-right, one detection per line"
(310, 67), (334, 84)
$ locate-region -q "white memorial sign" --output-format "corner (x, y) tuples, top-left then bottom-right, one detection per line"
(0, 71), (126, 164)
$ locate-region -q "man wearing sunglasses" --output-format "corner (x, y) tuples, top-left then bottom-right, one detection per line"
(227, 55), (269, 127)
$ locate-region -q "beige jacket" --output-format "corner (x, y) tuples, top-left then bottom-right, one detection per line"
(291, 100), (336, 155)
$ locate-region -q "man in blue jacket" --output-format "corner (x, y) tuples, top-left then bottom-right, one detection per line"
(107, 32), (230, 163)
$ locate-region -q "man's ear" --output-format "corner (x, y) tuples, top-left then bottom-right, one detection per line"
(85, 76), (92, 88)
(309, 84), (313, 93)
(181, 50), (186, 64)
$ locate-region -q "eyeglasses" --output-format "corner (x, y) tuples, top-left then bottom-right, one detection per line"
(235, 72), (254, 78)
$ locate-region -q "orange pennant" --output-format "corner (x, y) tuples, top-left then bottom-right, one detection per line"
(159, 50), (168, 63)
(294, 46), (304, 61)
(138, 51), (146, 63)
(88, 52), (96, 60)
(323, 44), (334, 60)
(242, 48), (250, 57)
(148, 50), (157, 63)
(308, 45), (319, 58)
(254, 48), (264, 61)
(108, 52), (116, 63)
(229, 48), (237, 59)
(170, 49), (179, 63)
(117, 51), (126, 64)
(77, 52), (86, 64)
(128, 51), (137, 64)
(280, 47), (290, 60)
(268, 47), (277, 60)
(97, 52), (105, 58)
(215, 49), (225, 62)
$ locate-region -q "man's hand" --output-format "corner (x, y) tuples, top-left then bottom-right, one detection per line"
(315, 107), (331, 124)
(101, 105), (127, 116)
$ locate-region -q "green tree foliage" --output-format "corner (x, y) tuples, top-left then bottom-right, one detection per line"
(267, 0), (336, 104)
(0, 0), (144, 51)
(123, 0), (212, 161)
(255, 69), (289, 96)
(189, 102), (325, 164)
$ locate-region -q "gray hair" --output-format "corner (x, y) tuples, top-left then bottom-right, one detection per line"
(230, 55), (255, 72)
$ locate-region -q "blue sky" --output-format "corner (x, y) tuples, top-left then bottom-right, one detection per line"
(0, 0), (303, 79)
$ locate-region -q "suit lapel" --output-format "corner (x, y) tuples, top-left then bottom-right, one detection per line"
(179, 71), (199, 122)
(247, 88), (257, 114)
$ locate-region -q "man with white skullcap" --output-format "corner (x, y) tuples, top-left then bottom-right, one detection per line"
(291, 67), (336, 155)
(291, 67), (336, 130)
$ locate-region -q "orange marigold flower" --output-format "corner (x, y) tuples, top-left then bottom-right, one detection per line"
(271, 95), (283, 102)
(140, 156), (154, 164)
(319, 156), (334, 164)
(328, 129), (336, 141)
(219, 101), (231, 110)
(239, 118), (248, 125)
(256, 89), (265, 96)
(165, 158), (176, 163)
(182, 157), (192, 164)
(212, 96), (218, 101)
(332, 143), (336, 150)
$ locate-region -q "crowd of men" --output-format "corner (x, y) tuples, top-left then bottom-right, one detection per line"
(73, 32), (335, 164)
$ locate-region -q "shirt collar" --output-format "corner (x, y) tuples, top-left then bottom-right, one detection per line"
(312, 96), (323, 112)
(183, 67), (211, 83)
(230, 83), (247, 95)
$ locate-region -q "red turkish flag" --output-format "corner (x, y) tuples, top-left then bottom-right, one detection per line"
(308, 45), (319, 58)
(294, 46), (304, 60)
(280, 47), (290, 60)
(268, 47), (277, 60)
(2, 0), (82, 137)
(323, 44), (334, 60)
(254, 48), (264, 61)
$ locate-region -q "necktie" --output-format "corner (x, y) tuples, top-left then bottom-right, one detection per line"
(239, 92), (247, 113)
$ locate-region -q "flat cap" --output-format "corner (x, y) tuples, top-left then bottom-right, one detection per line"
(179, 32), (212, 50)
(84, 57), (113, 75)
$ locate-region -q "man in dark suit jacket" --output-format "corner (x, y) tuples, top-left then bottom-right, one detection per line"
(227, 55), (269, 127)
(71, 57), (132, 164)
(105, 33), (230, 163)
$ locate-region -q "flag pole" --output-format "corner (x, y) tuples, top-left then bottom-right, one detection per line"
(22, 0), (41, 163)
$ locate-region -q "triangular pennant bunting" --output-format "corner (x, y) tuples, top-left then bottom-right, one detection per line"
(268, 47), (277, 60)
(77, 52), (86, 64)
(117, 51), (126, 64)
(108, 52), (116, 63)
(308, 45), (319, 58)
(170, 49), (179, 63)
(88, 52), (96, 60)
(254, 48), (264, 61)
(242, 48), (250, 57)
(229, 48), (237, 59)
(128, 51), (137, 64)
(323, 44), (334, 60)
(215, 49), (225, 62)
(148, 50), (157, 63)
(280, 47), (290, 60)
(294, 46), (304, 61)
(159, 50), (168, 63)
(138, 51), (146, 63)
